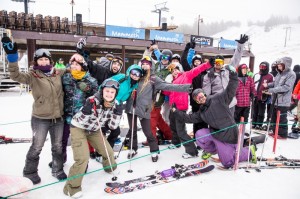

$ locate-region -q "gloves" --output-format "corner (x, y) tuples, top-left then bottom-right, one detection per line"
(184, 42), (191, 50)
(235, 34), (249, 44)
(1, 36), (18, 62)
(209, 58), (215, 67)
(226, 65), (236, 73)
(171, 103), (177, 112)
(188, 84), (193, 94)
(190, 39), (196, 49)
(81, 97), (95, 115)
(77, 37), (87, 50)
(114, 102), (124, 115)
(147, 39), (156, 50)
(78, 81), (90, 92)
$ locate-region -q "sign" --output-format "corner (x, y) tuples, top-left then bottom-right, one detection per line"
(149, 30), (184, 43)
(106, 25), (145, 40)
(190, 35), (213, 46)
(219, 39), (237, 49)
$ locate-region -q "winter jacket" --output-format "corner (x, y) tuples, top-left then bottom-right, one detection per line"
(267, 57), (296, 107)
(71, 95), (121, 132)
(164, 62), (211, 110)
(293, 80), (300, 97)
(8, 62), (65, 119)
(236, 76), (256, 107)
(62, 72), (98, 124)
(125, 57), (191, 119)
(175, 70), (239, 144)
(111, 64), (141, 103)
(253, 65), (274, 102)
(202, 42), (245, 108)
(293, 65), (300, 89)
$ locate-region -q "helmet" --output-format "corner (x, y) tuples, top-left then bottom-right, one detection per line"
(161, 49), (173, 61)
(100, 78), (120, 91)
(34, 48), (52, 62)
(192, 54), (202, 66)
(171, 54), (181, 62)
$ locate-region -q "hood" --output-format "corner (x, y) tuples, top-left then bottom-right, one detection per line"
(293, 65), (300, 73)
(126, 64), (142, 77)
(278, 57), (292, 72)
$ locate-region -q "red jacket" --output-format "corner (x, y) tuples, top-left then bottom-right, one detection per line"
(236, 76), (256, 107)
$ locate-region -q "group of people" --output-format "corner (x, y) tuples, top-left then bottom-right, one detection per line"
(1, 33), (298, 198)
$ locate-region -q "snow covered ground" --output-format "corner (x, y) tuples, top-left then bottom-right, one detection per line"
(1, 23), (300, 198)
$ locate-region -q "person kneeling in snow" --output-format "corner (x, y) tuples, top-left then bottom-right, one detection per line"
(64, 79), (122, 198)
(171, 65), (257, 168)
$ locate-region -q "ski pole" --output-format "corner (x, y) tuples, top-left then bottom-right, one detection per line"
(128, 89), (137, 173)
(273, 110), (280, 154)
(246, 96), (255, 172)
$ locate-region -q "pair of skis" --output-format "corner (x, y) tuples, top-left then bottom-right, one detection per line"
(0, 135), (32, 144)
(104, 160), (214, 194)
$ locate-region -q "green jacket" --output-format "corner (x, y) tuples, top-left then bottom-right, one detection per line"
(8, 62), (65, 119)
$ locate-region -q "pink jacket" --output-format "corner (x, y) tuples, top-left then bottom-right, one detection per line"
(164, 62), (211, 110)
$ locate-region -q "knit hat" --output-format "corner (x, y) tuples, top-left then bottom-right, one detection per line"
(140, 56), (152, 66)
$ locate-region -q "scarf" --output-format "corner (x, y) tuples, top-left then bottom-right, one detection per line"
(71, 70), (86, 80)
(33, 64), (53, 73)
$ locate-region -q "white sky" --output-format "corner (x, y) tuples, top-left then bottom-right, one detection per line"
(0, 0), (299, 27)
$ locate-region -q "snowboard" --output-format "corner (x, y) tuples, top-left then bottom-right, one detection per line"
(0, 174), (33, 198)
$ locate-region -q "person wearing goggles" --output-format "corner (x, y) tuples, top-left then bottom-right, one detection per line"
(65, 78), (122, 198)
(252, 61), (274, 130)
(1, 36), (68, 184)
(163, 60), (212, 159)
(262, 57), (296, 139)
(203, 34), (249, 116)
(234, 64), (256, 124)
(55, 53), (98, 170)
(172, 68), (258, 168)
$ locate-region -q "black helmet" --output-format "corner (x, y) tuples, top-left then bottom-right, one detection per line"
(192, 54), (202, 66)
(161, 49), (173, 61)
(99, 78), (120, 101)
(171, 54), (181, 62)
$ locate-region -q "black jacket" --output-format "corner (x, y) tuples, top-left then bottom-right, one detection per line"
(175, 70), (239, 144)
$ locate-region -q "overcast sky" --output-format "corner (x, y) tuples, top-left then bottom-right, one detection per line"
(0, 0), (299, 27)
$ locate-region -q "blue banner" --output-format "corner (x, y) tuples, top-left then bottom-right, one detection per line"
(149, 30), (184, 43)
(106, 25), (145, 40)
(220, 39), (237, 49)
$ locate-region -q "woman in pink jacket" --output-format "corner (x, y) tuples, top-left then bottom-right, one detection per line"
(163, 61), (212, 158)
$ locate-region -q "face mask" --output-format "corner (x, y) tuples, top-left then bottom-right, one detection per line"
(71, 70), (86, 80)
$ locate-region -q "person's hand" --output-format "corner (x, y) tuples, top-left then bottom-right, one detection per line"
(76, 37), (87, 50)
(262, 89), (271, 95)
(209, 58), (215, 67)
(226, 65), (236, 73)
(78, 82), (90, 92)
(81, 97), (95, 115)
(262, 80), (268, 88)
(293, 94), (297, 100)
(171, 103), (177, 112)
(147, 39), (156, 50)
(184, 42), (191, 50)
(114, 102), (124, 115)
(1, 36), (18, 62)
(235, 34), (249, 44)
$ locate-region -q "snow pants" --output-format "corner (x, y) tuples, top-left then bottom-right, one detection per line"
(195, 128), (251, 168)
(150, 107), (172, 140)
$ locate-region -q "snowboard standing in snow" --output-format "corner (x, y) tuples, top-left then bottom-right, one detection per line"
(0, 135), (32, 144)
(104, 165), (214, 194)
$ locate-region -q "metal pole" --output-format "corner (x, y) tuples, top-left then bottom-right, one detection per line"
(24, 0), (28, 14)
(158, 9), (161, 27)
(198, 15), (200, 36)
(105, 0), (107, 36)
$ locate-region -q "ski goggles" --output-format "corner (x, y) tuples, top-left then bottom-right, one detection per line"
(101, 79), (120, 90)
(259, 64), (267, 70)
(112, 57), (123, 67)
(130, 69), (142, 77)
(215, 59), (224, 65)
(34, 49), (51, 60)
(161, 55), (170, 61)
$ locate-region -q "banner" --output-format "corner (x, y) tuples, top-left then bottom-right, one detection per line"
(149, 30), (184, 43)
(105, 25), (145, 40)
(190, 35), (213, 46)
(219, 39), (237, 49)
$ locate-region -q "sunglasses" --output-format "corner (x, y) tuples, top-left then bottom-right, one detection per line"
(101, 79), (120, 90)
(215, 59), (224, 65)
(161, 55), (170, 61)
(130, 69), (142, 77)
(34, 49), (51, 59)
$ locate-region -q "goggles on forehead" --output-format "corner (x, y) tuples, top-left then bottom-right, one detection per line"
(130, 69), (142, 77)
(112, 57), (123, 66)
(215, 59), (224, 65)
(161, 55), (170, 61)
(101, 79), (120, 90)
(259, 64), (267, 69)
(241, 64), (248, 69)
(34, 49), (51, 59)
